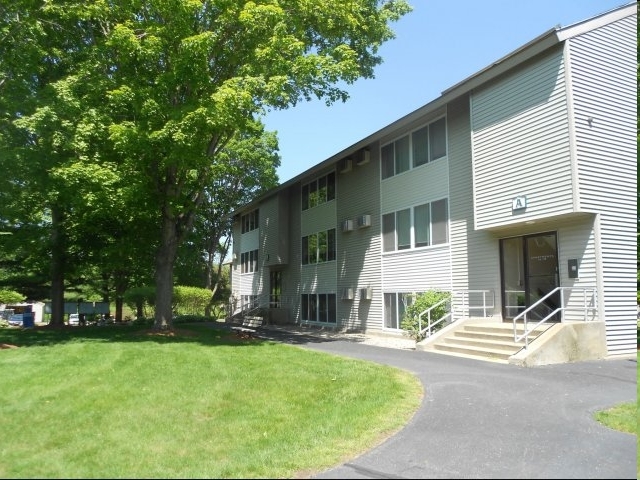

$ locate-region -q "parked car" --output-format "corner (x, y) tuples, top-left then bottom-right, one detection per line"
(69, 313), (80, 325)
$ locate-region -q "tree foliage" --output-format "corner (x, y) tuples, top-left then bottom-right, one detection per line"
(1, 0), (412, 329)
(401, 290), (452, 341)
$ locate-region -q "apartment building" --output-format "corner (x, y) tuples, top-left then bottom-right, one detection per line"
(229, 3), (637, 358)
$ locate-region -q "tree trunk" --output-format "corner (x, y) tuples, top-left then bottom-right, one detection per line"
(49, 206), (66, 326)
(154, 214), (179, 330)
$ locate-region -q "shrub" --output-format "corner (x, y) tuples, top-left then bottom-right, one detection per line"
(0, 289), (26, 304)
(401, 290), (452, 341)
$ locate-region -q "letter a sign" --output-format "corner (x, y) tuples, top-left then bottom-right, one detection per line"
(512, 195), (527, 211)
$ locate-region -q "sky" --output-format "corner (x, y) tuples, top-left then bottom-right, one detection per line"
(262, 0), (631, 184)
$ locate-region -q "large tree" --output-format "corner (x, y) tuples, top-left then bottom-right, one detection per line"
(2, 0), (412, 330)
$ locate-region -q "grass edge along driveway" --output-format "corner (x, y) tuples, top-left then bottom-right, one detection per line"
(0, 323), (423, 478)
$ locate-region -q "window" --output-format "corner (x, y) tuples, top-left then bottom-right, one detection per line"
(384, 292), (417, 329)
(302, 172), (335, 211)
(382, 117), (447, 179)
(270, 271), (282, 308)
(301, 293), (337, 324)
(382, 199), (448, 252)
(397, 208), (411, 250)
(242, 295), (258, 310)
(302, 228), (336, 265)
(241, 209), (259, 233)
(241, 249), (259, 273)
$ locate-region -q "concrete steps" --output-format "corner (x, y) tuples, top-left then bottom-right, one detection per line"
(418, 321), (553, 364)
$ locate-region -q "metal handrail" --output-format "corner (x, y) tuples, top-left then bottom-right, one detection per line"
(417, 289), (494, 339)
(513, 287), (597, 348)
(453, 290), (495, 320)
(417, 297), (452, 338)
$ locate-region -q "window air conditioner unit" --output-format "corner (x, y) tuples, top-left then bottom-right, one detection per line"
(360, 287), (373, 301)
(357, 214), (371, 228)
(339, 158), (352, 173)
(356, 148), (370, 166)
(341, 288), (354, 300)
(341, 219), (354, 232)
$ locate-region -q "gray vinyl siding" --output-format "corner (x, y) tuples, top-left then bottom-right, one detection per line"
(286, 186), (302, 322)
(472, 48), (574, 229)
(380, 156), (449, 211)
(569, 13), (637, 354)
(382, 246), (451, 292)
(556, 216), (598, 322)
(380, 127), (452, 309)
(448, 96), (501, 315)
(337, 146), (381, 331)
(233, 225), (261, 301)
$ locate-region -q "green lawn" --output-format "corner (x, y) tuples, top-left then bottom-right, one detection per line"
(0, 323), (422, 478)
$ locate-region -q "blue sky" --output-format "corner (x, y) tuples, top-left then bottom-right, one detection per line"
(263, 0), (630, 183)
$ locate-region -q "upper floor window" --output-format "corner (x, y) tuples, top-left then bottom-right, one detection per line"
(302, 172), (336, 210)
(382, 199), (448, 252)
(381, 117), (447, 180)
(241, 209), (259, 233)
(241, 249), (259, 273)
(302, 228), (336, 265)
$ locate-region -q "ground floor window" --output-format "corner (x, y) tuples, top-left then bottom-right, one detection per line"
(301, 293), (336, 324)
(383, 292), (419, 329)
(242, 295), (258, 310)
(270, 271), (282, 308)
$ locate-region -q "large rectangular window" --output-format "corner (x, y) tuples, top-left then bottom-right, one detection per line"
(302, 229), (336, 265)
(302, 172), (336, 211)
(382, 116), (447, 179)
(301, 293), (337, 324)
(241, 209), (259, 233)
(382, 199), (448, 252)
(241, 249), (259, 273)
(384, 292), (418, 329)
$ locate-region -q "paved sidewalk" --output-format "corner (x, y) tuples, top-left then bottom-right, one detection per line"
(254, 325), (637, 479)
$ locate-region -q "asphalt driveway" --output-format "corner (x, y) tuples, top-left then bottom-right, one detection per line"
(255, 327), (637, 479)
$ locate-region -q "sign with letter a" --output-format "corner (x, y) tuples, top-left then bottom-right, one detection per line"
(512, 195), (527, 211)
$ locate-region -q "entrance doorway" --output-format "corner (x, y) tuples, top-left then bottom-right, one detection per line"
(500, 232), (560, 321)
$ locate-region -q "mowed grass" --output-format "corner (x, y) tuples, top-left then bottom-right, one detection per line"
(0, 324), (423, 478)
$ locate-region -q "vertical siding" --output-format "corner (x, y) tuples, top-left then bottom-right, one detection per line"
(472, 48), (575, 229)
(337, 146), (382, 331)
(570, 13), (637, 354)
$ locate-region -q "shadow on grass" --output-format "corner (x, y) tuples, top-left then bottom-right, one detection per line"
(0, 322), (349, 350)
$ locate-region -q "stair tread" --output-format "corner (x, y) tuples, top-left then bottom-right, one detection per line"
(446, 337), (521, 349)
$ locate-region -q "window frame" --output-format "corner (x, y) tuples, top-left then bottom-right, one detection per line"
(301, 172), (336, 211)
(241, 209), (259, 234)
(382, 199), (449, 252)
(301, 293), (337, 324)
(381, 116), (447, 180)
(302, 228), (336, 265)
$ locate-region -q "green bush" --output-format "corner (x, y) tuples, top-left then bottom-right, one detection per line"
(172, 286), (212, 316)
(401, 290), (452, 341)
(0, 289), (26, 304)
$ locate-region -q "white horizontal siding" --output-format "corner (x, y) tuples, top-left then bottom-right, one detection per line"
(472, 49), (575, 229)
(570, 13), (637, 355)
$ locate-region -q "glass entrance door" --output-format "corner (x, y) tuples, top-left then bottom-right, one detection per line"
(500, 232), (559, 321)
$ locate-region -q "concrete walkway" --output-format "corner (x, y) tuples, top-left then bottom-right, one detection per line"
(255, 325), (637, 479)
